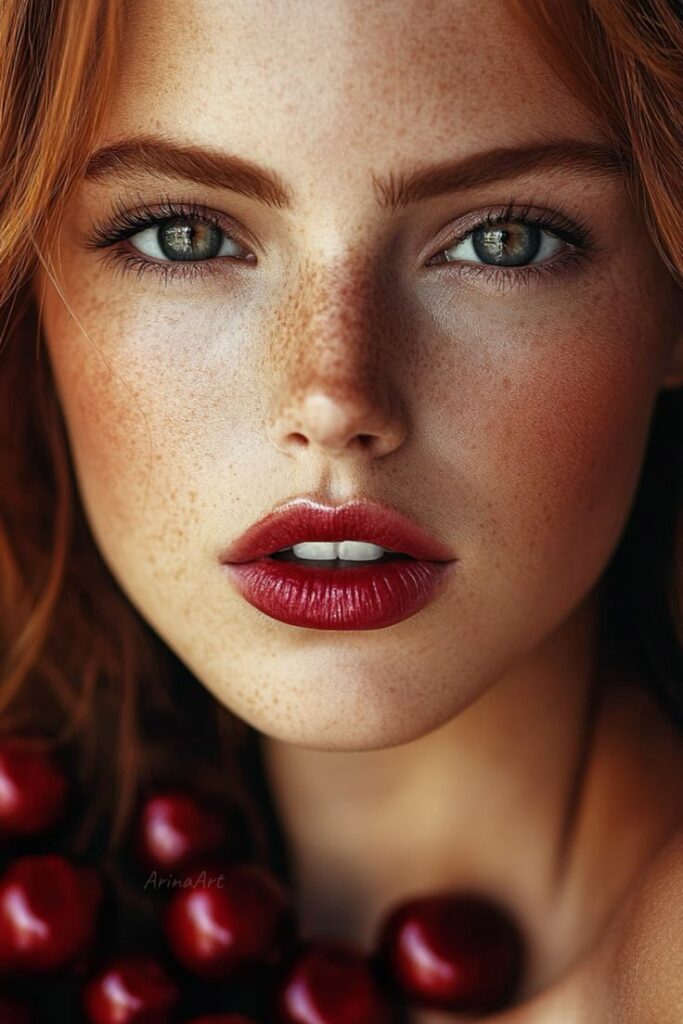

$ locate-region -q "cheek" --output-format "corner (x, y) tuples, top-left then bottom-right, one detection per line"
(425, 303), (663, 601)
(496, 362), (646, 527)
(39, 285), (225, 588)
(47, 329), (157, 538)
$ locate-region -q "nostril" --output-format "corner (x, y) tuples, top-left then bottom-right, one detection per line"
(351, 433), (382, 455)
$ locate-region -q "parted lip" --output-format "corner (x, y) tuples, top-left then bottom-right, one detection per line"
(219, 498), (457, 564)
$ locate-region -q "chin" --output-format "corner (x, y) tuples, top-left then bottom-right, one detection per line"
(204, 659), (481, 752)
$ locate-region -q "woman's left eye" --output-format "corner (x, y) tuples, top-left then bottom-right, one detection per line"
(433, 221), (565, 268)
(128, 216), (249, 262)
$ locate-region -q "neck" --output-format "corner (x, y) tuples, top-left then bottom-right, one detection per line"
(259, 590), (602, 955)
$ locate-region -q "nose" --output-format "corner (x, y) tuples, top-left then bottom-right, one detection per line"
(265, 265), (408, 460)
(270, 390), (406, 458)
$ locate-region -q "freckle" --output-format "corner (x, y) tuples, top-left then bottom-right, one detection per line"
(263, 250), (406, 415)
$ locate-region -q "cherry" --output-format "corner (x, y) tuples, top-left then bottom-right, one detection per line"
(0, 739), (67, 838)
(0, 855), (101, 973)
(274, 940), (394, 1024)
(164, 862), (296, 978)
(83, 953), (181, 1024)
(375, 893), (524, 1012)
(134, 791), (228, 873)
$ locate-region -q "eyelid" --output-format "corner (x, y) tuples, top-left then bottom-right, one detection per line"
(419, 199), (594, 293)
(426, 199), (594, 263)
(84, 192), (262, 257)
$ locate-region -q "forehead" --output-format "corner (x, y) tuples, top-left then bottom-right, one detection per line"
(106, 0), (605, 196)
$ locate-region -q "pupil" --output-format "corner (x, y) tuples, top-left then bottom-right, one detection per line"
(158, 218), (222, 261)
(472, 222), (540, 266)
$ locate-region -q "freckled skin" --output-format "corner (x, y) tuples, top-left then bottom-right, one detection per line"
(264, 255), (408, 459)
(31, 6), (683, 1005)
(35, 0), (683, 751)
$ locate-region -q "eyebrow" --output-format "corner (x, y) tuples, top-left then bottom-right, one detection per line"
(84, 134), (628, 211)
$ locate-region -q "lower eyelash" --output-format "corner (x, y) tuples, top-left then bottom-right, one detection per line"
(439, 249), (589, 293)
(102, 248), (233, 285)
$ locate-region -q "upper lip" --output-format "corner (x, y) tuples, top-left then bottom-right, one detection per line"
(220, 498), (457, 564)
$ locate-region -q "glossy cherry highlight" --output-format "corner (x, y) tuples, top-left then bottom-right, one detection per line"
(275, 940), (394, 1024)
(164, 862), (296, 978)
(0, 740), (67, 838)
(134, 791), (228, 873)
(0, 855), (101, 974)
(376, 893), (524, 1012)
(83, 953), (181, 1024)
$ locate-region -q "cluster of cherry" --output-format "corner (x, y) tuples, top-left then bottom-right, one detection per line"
(0, 737), (524, 1023)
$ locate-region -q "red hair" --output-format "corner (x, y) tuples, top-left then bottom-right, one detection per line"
(0, 0), (682, 861)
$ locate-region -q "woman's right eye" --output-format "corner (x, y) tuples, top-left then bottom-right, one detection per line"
(129, 216), (251, 263)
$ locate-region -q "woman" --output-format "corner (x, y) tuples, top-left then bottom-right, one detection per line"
(0, 0), (682, 1020)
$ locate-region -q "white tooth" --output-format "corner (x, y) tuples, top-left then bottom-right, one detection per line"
(290, 540), (387, 561)
(337, 540), (385, 561)
(292, 541), (339, 559)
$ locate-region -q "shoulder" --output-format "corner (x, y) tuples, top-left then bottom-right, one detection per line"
(493, 825), (683, 1024)
(566, 679), (683, 1022)
(604, 824), (683, 1023)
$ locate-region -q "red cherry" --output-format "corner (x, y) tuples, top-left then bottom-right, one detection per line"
(0, 994), (32, 1022)
(164, 862), (296, 978)
(0, 739), (67, 838)
(134, 791), (228, 872)
(83, 954), (181, 1024)
(376, 893), (524, 1012)
(275, 940), (394, 1024)
(0, 855), (101, 973)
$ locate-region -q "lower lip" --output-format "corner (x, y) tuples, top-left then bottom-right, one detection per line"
(222, 557), (456, 630)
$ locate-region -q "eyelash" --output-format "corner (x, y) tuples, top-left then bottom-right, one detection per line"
(86, 195), (252, 286)
(86, 195), (594, 290)
(426, 199), (593, 290)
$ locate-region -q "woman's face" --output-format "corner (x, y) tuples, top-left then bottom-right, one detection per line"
(37, 0), (683, 748)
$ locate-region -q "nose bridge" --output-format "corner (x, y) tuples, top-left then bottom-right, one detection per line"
(269, 254), (383, 389)
(263, 253), (406, 457)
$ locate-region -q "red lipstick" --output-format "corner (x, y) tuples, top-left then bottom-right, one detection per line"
(219, 499), (457, 631)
